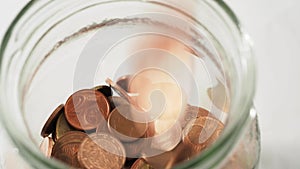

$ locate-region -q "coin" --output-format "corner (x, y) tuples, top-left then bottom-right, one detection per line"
(54, 113), (76, 141)
(108, 105), (148, 142)
(51, 131), (87, 168)
(93, 85), (113, 97)
(116, 75), (132, 92)
(108, 96), (129, 110)
(78, 133), (126, 169)
(130, 159), (153, 169)
(41, 104), (64, 137)
(182, 116), (224, 152)
(39, 137), (54, 158)
(64, 89), (110, 130)
(180, 105), (211, 129)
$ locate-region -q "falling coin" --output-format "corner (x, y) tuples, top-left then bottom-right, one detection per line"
(78, 133), (126, 169)
(116, 75), (132, 92)
(41, 104), (64, 137)
(51, 131), (87, 168)
(108, 105), (148, 142)
(54, 113), (76, 141)
(39, 137), (54, 158)
(64, 89), (110, 130)
(182, 116), (224, 153)
(130, 158), (154, 169)
(93, 85), (113, 97)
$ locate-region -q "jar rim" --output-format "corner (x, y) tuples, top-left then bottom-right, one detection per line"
(0, 0), (256, 168)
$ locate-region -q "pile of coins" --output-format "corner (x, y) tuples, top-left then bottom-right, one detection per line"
(40, 73), (224, 169)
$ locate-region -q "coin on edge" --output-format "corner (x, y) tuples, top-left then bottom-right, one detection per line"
(78, 133), (126, 169)
(64, 89), (110, 130)
(54, 113), (76, 141)
(39, 137), (54, 158)
(51, 131), (87, 168)
(116, 75), (132, 92)
(41, 104), (64, 137)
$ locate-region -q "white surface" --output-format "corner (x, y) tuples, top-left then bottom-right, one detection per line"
(1, 1), (300, 169)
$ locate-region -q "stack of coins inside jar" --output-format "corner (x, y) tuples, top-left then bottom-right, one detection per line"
(40, 68), (225, 169)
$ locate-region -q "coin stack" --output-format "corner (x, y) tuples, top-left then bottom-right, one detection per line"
(40, 73), (224, 169)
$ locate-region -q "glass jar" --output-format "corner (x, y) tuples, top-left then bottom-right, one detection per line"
(0, 0), (260, 169)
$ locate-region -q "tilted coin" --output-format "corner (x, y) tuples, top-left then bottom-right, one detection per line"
(93, 85), (113, 97)
(182, 116), (224, 153)
(108, 105), (148, 142)
(78, 133), (126, 169)
(51, 131), (87, 168)
(54, 113), (76, 141)
(130, 159), (154, 169)
(41, 104), (64, 137)
(108, 96), (129, 110)
(116, 75), (132, 92)
(180, 105), (211, 129)
(64, 89), (110, 130)
(39, 137), (54, 158)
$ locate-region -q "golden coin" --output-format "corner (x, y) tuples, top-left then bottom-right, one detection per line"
(78, 133), (126, 169)
(54, 113), (76, 141)
(65, 89), (110, 130)
(131, 159), (153, 169)
(51, 131), (87, 168)
(41, 104), (64, 137)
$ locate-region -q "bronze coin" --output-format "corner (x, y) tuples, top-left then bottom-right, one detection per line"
(39, 137), (54, 158)
(41, 104), (64, 137)
(180, 105), (211, 129)
(54, 113), (76, 141)
(64, 89), (110, 130)
(108, 96), (130, 110)
(182, 116), (224, 152)
(131, 159), (153, 169)
(78, 133), (126, 169)
(93, 85), (113, 97)
(51, 131), (87, 168)
(108, 105), (148, 142)
(116, 75), (132, 92)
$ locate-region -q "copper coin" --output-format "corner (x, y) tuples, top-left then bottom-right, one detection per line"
(39, 137), (54, 158)
(182, 116), (224, 153)
(51, 131), (87, 168)
(64, 89), (110, 130)
(108, 96), (130, 110)
(78, 133), (126, 169)
(108, 105), (148, 142)
(93, 85), (113, 97)
(41, 104), (64, 137)
(116, 75), (132, 92)
(131, 159), (153, 169)
(54, 113), (76, 141)
(180, 105), (211, 129)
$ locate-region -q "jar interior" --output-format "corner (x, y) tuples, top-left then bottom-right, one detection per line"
(2, 1), (246, 168)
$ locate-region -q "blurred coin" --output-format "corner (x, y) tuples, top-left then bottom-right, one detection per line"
(108, 96), (130, 110)
(39, 137), (54, 158)
(65, 89), (110, 130)
(51, 131), (87, 168)
(180, 105), (211, 129)
(131, 159), (153, 169)
(78, 133), (126, 169)
(54, 113), (76, 141)
(108, 105), (148, 142)
(41, 104), (64, 137)
(116, 75), (132, 92)
(182, 116), (224, 152)
(93, 85), (113, 97)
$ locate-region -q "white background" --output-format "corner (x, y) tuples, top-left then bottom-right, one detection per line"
(0, 1), (300, 168)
